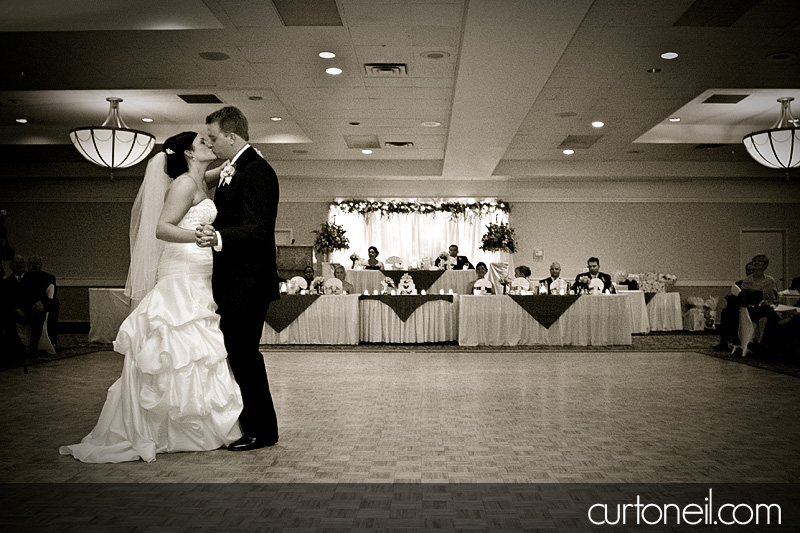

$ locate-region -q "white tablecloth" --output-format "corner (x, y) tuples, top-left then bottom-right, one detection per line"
(88, 288), (131, 343)
(346, 269), (475, 295)
(458, 294), (632, 346)
(779, 292), (800, 306)
(646, 292), (683, 331)
(359, 296), (459, 343)
(260, 294), (360, 345)
(617, 290), (650, 334)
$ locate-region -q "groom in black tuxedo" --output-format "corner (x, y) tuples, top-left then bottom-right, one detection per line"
(197, 106), (280, 451)
(572, 256), (616, 293)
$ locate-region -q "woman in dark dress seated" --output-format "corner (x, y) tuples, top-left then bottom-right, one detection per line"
(364, 246), (385, 270)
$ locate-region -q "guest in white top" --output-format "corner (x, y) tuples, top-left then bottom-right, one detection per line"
(466, 262), (493, 294)
(542, 262), (570, 294)
(333, 265), (355, 294)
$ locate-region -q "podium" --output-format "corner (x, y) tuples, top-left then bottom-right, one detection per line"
(277, 245), (313, 280)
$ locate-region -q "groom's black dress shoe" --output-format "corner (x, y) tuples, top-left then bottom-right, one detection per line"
(227, 435), (277, 451)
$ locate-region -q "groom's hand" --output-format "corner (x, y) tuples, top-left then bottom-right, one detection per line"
(195, 224), (218, 248)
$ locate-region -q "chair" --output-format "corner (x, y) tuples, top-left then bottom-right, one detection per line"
(732, 289), (762, 357)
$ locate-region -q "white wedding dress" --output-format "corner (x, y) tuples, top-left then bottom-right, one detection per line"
(60, 199), (243, 463)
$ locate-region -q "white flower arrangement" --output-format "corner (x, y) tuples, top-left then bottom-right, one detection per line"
(380, 276), (396, 294)
(311, 276), (326, 292)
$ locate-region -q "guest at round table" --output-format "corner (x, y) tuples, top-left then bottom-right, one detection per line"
(542, 262), (570, 294)
(466, 262), (493, 294)
(333, 265), (355, 294)
(740, 253), (779, 353)
(364, 246), (384, 270)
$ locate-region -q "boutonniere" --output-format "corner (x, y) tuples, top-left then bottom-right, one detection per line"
(219, 162), (235, 186)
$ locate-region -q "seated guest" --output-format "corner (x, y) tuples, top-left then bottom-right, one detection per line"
(466, 262), (493, 294)
(435, 244), (474, 270)
(302, 265), (316, 289)
(333, 265), (355, 294)
(2, 254), (54, 356)
(26, 255), (59, 346)
(790, 276), (800, 291)
(740, 253), (779, 354)
(364, 246), (385, 270)
(572, 256), (616, 293)
(712, 262), (754, 351)
(511, 265), (532, 290)
(542, 262), (570, 294)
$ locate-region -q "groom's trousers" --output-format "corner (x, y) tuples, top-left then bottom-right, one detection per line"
(219, 302), (279, 442)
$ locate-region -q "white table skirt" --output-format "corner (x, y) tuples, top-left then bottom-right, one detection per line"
(617, 290), (650, 334)
(346, 269), (475, 295)
(458, 294), (632, 346)
(646, 292), (683, 331)
(88, 288), (131, 343)
(359, 297), (459, 343)
(260, 294), (360, 345)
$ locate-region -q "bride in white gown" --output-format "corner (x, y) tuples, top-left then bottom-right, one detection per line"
(60, 132), (242, 463)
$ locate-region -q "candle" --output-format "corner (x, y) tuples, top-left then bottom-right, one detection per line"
(448, 289), (453, 295)
(364, 290), (369, 295)
(420, 290), (426, 295)
(373, 289), (378, 295)
(391, 290), (396, 295)
(439, 289), (445, 295)
(559, 288), (565, 295)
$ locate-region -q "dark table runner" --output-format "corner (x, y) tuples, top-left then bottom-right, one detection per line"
(380, 270), (447, 291)
(644, 292), (657, 305)
(359, 294), (454, 322)
(508, 294), (581, 329)
(264, 294), (321, 332)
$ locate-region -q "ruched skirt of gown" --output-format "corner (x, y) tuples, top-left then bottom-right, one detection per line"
(60, 217), (243, 463)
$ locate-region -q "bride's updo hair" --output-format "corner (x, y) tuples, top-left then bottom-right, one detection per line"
(162, 131), (197, 178)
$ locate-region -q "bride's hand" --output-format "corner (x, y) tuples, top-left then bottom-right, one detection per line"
(195, 224), (218, 247)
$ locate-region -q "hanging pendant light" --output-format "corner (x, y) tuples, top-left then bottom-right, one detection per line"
(70, 97), (155, 178)
(742, 97), (800, 176)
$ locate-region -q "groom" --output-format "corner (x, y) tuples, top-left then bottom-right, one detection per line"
(196, 106), (280, 451)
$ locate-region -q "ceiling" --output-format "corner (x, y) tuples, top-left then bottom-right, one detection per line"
(1, 0), (799, 181)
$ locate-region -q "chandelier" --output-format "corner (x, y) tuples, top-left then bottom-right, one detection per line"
(742, 97), (800, 175)
(70, 97), (155, 177)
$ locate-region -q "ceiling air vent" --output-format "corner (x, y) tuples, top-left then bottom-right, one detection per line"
(558, 135), (602, 149)
(178, 94), (223, 104)
(363, 63), (408, 77)
(385, 141), (414, 148)
(694, 143), (727, 150)
(272, 0), (343, 26)
(702, 94), (749, 104)
(344, 135), (380, 149)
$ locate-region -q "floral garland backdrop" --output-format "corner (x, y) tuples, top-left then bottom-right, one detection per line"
(327, 199), (514, 270)
(333, 199), (510, 220)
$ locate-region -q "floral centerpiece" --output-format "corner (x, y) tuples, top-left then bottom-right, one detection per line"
(479, 222), (518, 254)
(312, 221), (350, 254)
(380, 276), (396, 295)
(437, 251), (449, 270)
(349, 253), (360, 268)
(497, 275), (513, 294)
(636, 272), (677, 293)
(310, 276), (326, 293)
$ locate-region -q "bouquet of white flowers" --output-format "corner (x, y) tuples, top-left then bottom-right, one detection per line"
(380, 276), (396, 294)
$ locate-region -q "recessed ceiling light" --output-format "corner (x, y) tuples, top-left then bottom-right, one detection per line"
(591, 121), (604, 128)
(319, 51), (336, 59)
(141, 117), (153, 123)
(15, 118), (27, 123)
(326, 67), (342, 75)
(420, 51), (450, 60)
(349, 122), (361, 126)
(271, 117), (282, 121)
(563, 149), (575, 155)
(661, 52), (678, 59)
(362, 149), (373, 155)
(765, 51), (797, 64)
(669, 117), (681, 122)
(646, 68), (661, 73)
(248, 96), (263, 101)
(421, 121), (441, 127)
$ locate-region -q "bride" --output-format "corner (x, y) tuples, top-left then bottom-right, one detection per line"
(60, 132), (243, 463)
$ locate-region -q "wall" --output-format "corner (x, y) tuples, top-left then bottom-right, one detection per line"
(2, 174), (799, 323)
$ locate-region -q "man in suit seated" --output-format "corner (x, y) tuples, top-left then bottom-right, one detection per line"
(1, 254), (57, 358)
(435, 244), (474, 270)
(541, 262), (570, 294)
(25, 255), (59, 347)
(572, 256), (615, 293)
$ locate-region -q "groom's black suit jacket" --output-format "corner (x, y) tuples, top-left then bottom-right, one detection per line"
(572, 271), (615, 293)
(212, 147), (280, 315)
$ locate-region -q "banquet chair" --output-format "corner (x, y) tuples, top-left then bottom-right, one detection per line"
(732, 289), (762, 357)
